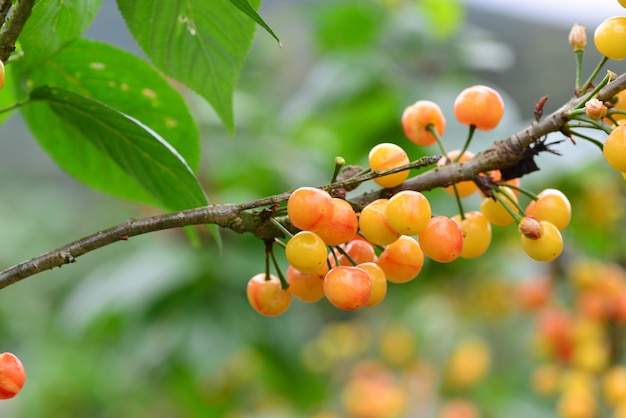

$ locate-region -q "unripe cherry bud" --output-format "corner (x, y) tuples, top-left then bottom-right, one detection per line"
(0, 352), (26, 399)
(585, 98), (608, 120)
(568, 23), (587, 51)
(518, 216), (542, 240)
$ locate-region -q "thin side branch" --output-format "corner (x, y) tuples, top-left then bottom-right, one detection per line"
(1, 72), (625, 289)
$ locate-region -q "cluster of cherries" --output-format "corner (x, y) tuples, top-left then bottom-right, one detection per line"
(246, 82), (576, 317)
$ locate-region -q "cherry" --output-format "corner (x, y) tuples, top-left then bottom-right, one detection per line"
(358, 199), (401, 246)
(418, 215), (464, 263)
(452, 211), (491, 259)
(0, 352), (25, 400)
(285, 231), (328, 274)
(287, 186), (334, 232)
(401, 100), (446, 146)
(368, 143), (410, 188)
(376, 235), (424, 283)
(315, 198), (358, 246)
(324, 266), (371, 310)
(385, 190), (432, 235)
(453, 84), (505, 130)
(286, 266), (325, 303)
(247, 273), (291, 316)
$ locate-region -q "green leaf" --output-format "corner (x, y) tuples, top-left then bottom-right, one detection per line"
(228, 0), (280, 45)
(20, 38), (200, 170)
(117, 0), (260, 134)
(18, 0), (102, 74)
(0, 64), (17, 126)
(28, 86), (208, 211)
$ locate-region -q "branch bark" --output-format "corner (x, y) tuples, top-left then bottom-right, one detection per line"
(0, 71), (625, 290)
(0, 0), (36, 62)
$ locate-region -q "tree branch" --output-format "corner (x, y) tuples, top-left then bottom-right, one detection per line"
(0, 71), (625, 290)
(0, 0), (36, 62)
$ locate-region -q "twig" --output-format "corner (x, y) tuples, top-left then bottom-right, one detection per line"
(0, 0), (36, 62)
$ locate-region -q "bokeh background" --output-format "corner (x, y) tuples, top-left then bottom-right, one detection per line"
(0, 0), (625, 416)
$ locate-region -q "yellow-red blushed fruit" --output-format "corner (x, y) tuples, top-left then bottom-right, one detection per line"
(525, 188), (571, 231)
(358, 199), (401, 246)
(385, 190), (432, 235)
(324, 266), (372, 310)
(418, 216), (464, 263)
(607, 89), (626, 125)
(287, 187), (334, 232)
(315, 198), (358, 246)
(438, 150), (478, 198)
(521, 221), (563, 263)
(358, 262), (387, 307)
(594, 16), (626, 60)
(479, 187), (519, 227)
(368, 143), (410, 188)
(338, 238), (377, 266)
(247, 273), (291, 316)
(604, 124), (626, 172)
(376, 235), (424, 283)
(0, 352), (25, 400)
(0, 60), (5, 91)
(285, 231), (328, 274)
(401, 100), (446, 146)
(286, 266), (325, 303)
(454, 84), (504, 130)
(452, 211), (492, 258)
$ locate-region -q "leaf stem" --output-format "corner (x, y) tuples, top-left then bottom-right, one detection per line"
(0, 98), (30, 114)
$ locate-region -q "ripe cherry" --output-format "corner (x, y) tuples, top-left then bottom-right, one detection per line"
(376, 235), (424, 283)
(315, 198), (358, 246)
(324, 266), (372, 310)
(358, 199), (401, 246)
(454, 84), (505, 130)
(401, 100), (446, 146)
(285, 231), (328, 274)
(368, 143), (410, 188)
(0, 352), (25, 400)
(418, 216), (464, 263)
(247, 273), (291, 316)
(385, 190), (432, 235)
(287, 187), (334, 232)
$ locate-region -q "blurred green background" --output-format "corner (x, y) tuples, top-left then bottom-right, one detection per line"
(1, 0), (626, 417)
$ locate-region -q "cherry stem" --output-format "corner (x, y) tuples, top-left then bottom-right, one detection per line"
(579, 56), (609, 95)
(575, 70), (613, 111)
(330, 156), (345, 184)
(328, 246), (340, 268)
(269, 217), (294, 239)
(269, 247), (289, 289)
(264, 240), (272, 281)
(565, 128), (605, 151)
(491, 184), (524, 224)
(574, 49), (584, 93)
(499, 182), (538, 201)
(568, 115), (612, 134)
(334, 245), (357, 266)
(455, 125), (476, 162)
(451, 183), (466, 221)
(428, 123), (448, 157)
